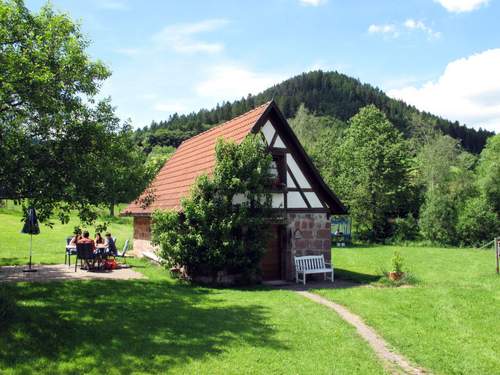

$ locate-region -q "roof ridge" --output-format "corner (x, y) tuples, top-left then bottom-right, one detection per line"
(178, 101), (272, 148)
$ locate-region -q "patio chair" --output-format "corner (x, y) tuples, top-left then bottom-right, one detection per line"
(115, 239), (129, 264)
(65, 237), (77, 267)
(75, 243), (95, 272)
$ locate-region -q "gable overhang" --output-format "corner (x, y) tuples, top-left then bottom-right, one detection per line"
(251, 101), (347, 215)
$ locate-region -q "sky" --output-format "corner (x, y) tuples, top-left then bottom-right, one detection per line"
(26, 0), (500, 132)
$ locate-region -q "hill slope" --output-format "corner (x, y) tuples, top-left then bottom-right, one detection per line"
(137, 70), (493, 154)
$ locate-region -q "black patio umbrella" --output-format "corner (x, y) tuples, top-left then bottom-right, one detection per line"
(21, 207), (40, 272)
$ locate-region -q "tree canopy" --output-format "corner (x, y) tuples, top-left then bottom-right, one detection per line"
(136, 71), (493, 154)
(152, 136), (272, 283)
(0, 0), (147, 223)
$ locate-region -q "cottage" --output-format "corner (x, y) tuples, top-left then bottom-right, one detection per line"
(122, 101), (346, 280)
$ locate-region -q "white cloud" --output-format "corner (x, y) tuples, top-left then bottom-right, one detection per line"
(299, 0), (327, 6)
(368, 24), (398, 37)
(434, 0), (489, 12)
(388, 49), (500, 132)
(404, 19), (441, 39)
(196, 64), (286, 100)
(153, 19), (228, 54)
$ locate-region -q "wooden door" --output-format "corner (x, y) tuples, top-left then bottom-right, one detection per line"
(260, 224), (282, 280)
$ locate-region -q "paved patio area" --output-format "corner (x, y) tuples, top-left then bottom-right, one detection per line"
(0, 264), (146, 283)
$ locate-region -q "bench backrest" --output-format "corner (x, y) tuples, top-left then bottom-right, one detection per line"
(294, 255), (326, 271)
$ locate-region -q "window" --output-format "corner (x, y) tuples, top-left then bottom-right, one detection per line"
(269, 155), (285, 188)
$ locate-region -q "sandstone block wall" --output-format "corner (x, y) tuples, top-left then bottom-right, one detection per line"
(285, 212), (331, 280)
(133, 216), (154, 256)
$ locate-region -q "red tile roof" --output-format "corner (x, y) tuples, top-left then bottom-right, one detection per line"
(123, 101), (272, 215)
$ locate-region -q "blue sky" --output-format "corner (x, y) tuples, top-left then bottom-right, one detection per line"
(27, 0), (500, 131)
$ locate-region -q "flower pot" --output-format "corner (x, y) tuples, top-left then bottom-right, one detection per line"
(388, 271), (404, 281)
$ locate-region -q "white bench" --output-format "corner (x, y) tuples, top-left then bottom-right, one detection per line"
(294, 255), (334, 285)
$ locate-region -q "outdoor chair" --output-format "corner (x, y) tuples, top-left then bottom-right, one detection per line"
(115, 239), (129, 264)
(75, 242), (95, 272)
(65, 236), (77, 266)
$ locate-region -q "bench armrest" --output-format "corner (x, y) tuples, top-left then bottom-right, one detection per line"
(324, 262), (332, 267)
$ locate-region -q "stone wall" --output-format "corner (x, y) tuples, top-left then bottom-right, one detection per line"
(133, 216), (154, 256)
(133, 216), (151, 240)
(284, 212), (331, 280)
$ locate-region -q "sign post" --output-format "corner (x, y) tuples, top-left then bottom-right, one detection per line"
(496, 237), (499, 274)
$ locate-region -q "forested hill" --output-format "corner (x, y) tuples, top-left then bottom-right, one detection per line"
(136, 70), (493, 154)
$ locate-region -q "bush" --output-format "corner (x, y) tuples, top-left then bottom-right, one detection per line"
(419, 191), (458, 245)
(391, 215), (419, 242)
(391, 250), (404, 273)
(457, 196), (500, 247)
(152, 136), (272, 283)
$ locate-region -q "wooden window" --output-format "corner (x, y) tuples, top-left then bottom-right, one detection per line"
(269, 155), (286, 189)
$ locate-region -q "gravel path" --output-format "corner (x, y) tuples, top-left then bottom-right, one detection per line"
(297, 291), (429, 375)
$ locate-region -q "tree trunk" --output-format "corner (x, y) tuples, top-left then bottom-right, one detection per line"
(109, 202), (115, 217)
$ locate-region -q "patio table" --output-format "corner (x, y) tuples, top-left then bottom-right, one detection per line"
(66, 244), (109, 270)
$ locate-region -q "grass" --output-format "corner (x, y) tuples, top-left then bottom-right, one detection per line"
(0, 259), (386, 375)
(2, 204), (498, 374)
(316, 245), (500, 375)
(0, 202), (133, 266)
(0, 208), (386, 374)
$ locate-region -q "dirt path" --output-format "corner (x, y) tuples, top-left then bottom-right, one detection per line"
(297, 291), (429, 375)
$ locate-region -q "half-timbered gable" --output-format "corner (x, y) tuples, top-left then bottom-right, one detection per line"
(123, 100), (346, 281)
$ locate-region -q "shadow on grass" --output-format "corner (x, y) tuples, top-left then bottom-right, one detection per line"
(0, 258), (25, 266)
(0, 280), (284, 373)
(334, 268), (382, 285)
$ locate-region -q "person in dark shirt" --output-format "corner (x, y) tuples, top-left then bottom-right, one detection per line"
(105, 232), (117, 256)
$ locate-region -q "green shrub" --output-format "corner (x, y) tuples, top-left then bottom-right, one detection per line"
(391, 250), (404, 273)
(391, 215), (419, 242)
(457, 196), (500, 247)
(152, 136), (272, 283)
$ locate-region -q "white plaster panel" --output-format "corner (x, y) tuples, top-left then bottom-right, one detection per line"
(287, 191), (308, 208)
(272, 193), (284, 208)
(286, 172), (296, 188)
(286, 154), (311, 188)
(261, 121), (275, 144)
(304, 192), (323, 208)
(273, 135), (286, 148)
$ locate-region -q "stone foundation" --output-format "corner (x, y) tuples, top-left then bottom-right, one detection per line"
(131, 213), (332, 281)
(285, 212), (331, 280)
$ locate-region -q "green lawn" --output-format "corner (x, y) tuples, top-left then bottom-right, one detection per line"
(0, 259), (386, 375)
(0, 202), (133, 266)
(316, 245), (500, 375)
(2, 205), (499, 374)
(0, 208), (385, 374)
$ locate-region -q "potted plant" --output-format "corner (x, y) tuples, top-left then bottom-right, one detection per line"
(388, 250), (405, 281)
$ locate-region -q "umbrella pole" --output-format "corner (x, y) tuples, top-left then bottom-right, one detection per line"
(29, 234), (32, 270)
(23, 233), (37, 272)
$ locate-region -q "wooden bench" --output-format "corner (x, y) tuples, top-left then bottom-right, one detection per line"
(294, 255), (334, 285)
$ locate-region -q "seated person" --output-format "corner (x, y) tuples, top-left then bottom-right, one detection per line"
(105, 232), (117, 256)
(77, 231), (96, 268)
(69, 232), (81, 246)
(95, 232), (104, 245)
